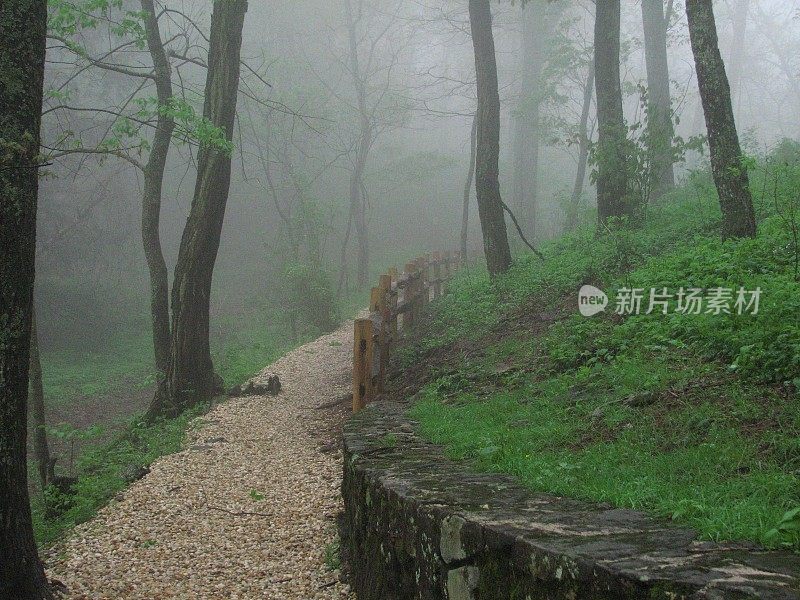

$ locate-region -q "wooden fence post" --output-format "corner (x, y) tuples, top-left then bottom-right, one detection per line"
(352, 251), (459, 412)
(353, 318), (374, 412)
(380, 319), (389, 393)
(379, 274), (394, 345)
(370, 287), (382, 313)
(379, 274), (392, 293)
(370, 286), (389, 393)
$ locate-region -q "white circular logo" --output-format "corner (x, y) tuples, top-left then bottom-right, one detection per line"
(578, 285), (608, 317)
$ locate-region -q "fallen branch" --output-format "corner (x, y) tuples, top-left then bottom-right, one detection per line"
(207, 505), (272, 518)
(500, 200), (545, 260)
(197, 486), (272, 518)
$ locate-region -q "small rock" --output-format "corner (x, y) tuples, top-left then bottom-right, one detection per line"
(204, 437), (229, 445)
(229, 375), (282, 397)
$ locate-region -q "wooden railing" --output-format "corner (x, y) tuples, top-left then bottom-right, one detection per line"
(352, 251), (463, 412)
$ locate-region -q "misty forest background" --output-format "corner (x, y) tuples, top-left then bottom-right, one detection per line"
(25, 0), (800, 546)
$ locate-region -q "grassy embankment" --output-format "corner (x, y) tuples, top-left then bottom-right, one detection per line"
(406, 154), (800, 551)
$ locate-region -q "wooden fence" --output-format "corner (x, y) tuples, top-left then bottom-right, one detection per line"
(352, 251), (463, 412)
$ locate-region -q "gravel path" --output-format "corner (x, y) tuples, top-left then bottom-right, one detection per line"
(47, 321), (357, 599)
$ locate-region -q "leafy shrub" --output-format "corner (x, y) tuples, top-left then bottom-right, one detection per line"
(279, 261), (340, 337)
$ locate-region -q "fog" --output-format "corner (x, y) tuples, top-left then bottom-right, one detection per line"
(7, 0), (800, 587)
(37, 0), (799, 355)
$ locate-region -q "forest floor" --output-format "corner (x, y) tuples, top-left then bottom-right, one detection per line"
(45, 320), (356, 599)
(43, 382), (154, 472)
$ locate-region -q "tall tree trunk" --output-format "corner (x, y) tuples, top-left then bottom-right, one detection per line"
(148, 0), (248, 418)
(511, 110), (526, 227)
(352, 161), (369, 288)
(512, 3), (562, 240)
(594, 0), (632, 226)
(344, 0), (372, 289)
(469, 0), (512, 277)
(686, 0), (756, 239)
(0, 0), (53, 597)
(336, 206), (354, 298)
(567, 63), (595, 230)
(461, 113), (478, 260)
(642, 0), (675, 199)
(29, 309), (54, 492)
(140, 0), (175, 386)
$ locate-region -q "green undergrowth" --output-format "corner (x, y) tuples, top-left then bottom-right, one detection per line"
(32, 271), (385, 548)
(41, 331), (156, 407)
(407, 154), (800, 551)
(32, 403), (209, 546)
(41, 313), (300, 409)
(42, 268), (387, 411)
(33, 311), (313, 547)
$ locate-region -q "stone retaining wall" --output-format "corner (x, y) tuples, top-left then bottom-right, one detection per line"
(342, 400), (800, 599)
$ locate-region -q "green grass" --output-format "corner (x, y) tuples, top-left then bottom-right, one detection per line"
(407, 154), (800, 551)
(324, 538), (342, 572)
(31, 260), (395, 547)
(32, 312), (304, 547)
(32, 403), (209, 546)
(39, 299), (343, 412)
(41, 330), (156, 407)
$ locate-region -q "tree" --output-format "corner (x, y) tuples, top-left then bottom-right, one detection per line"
(461, 113), (478, 260)
(148, 0), (248, 418)
(511, 1), (566, 240)
(566, 62), (595, 230)
(751, 5), (800, 140)
(323, 0), (411, 292)
(0, 0), (54, 597)
(641, 0), (675, 198)
(343, 0), (373, 289)
(511, 6), (544, 240)
(44, 0), (191, 390)
(45, 0), (275, 394)
(469, 0), (512, 276)
(686, 0), (756, 239)
(139, 0), (176, 384)
(29, 309), (54, 492)
(594, 0), (632, 226)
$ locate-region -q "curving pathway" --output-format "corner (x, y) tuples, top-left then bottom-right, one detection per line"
(47, 321), (357, 600)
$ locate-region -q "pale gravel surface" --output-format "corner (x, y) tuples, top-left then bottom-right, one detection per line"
(47, 321), (357, 600)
